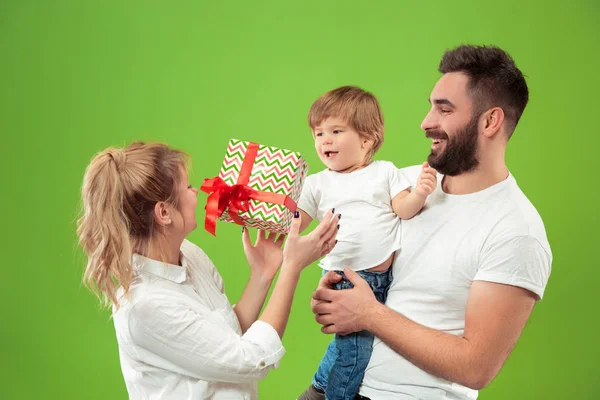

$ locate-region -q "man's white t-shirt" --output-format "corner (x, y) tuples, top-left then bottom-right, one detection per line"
(360, 165), (552, 400)
(298, 160), (410, 271)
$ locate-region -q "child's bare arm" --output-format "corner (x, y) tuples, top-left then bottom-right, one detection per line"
(392, 162), (437, 220)
(392, 189), (426, 220)
(298, 209), (313, 233)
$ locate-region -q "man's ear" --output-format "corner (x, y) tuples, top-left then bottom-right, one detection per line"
(154, 201), (172, 226)
(482, 107), (505, 138)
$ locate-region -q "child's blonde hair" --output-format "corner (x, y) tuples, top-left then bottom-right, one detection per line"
(308, 85), (385, 162)
(77, 141), (189, 308)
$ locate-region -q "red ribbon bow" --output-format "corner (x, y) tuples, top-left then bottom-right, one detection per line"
(200, 142), (297, 236)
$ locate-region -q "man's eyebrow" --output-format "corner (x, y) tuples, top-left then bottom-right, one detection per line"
(429, 98), (456, 108)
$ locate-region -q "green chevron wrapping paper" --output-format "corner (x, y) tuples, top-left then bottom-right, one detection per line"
(212, 138), (308, 234)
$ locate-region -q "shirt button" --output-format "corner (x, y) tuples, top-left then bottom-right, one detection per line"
(259, 361), (266, 367)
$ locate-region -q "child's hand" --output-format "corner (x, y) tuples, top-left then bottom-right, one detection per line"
(415, 162), (437, 198)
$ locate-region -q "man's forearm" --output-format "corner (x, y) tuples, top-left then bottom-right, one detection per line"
(366, 302), (491, 390)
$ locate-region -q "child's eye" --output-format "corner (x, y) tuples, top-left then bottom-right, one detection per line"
(333, 130), (342, 134)
(315, 132), (323, 137)
(188, 184), (193, 189)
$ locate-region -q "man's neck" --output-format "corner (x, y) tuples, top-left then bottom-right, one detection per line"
(442, 162), (509, 195)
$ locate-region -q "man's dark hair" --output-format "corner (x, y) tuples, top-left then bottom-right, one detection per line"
(439, 45), (529, 136)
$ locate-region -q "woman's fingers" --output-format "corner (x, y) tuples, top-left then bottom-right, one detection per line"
(275, 234), (286, 247)
(312, 209), (337, 238)
(241, 226), (251, 250)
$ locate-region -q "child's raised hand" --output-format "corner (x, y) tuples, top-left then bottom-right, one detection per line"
(415, 162), (437, 198)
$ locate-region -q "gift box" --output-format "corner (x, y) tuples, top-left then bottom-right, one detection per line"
(201, 138), (308, 236)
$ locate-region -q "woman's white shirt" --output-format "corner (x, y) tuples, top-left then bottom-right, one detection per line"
(112, 240), (285, 399)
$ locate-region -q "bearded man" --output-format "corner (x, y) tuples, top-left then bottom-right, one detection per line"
(308, 44), (552, 400)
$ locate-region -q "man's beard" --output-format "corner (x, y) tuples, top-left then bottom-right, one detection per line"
(427, 114), (480, 176)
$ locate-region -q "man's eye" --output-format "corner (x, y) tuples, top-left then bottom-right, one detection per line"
(440, 109), (451, 114)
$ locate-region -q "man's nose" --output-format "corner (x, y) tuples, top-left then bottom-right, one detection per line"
(420, 109), (438, 131)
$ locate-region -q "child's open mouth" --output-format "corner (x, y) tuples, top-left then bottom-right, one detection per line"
(324, 151), (338, 158)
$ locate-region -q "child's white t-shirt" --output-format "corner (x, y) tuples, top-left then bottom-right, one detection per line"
(298, 160), (410, 271)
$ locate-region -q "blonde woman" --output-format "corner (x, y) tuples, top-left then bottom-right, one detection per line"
(78, 141), (340, 399)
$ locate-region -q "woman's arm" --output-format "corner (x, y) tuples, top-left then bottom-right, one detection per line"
(128, 296), (284, 383)
(233, 273), (274, 334)
(234, 230), (285, 333)
(259, 209), (339, 337)
(234, 209), (334, 333)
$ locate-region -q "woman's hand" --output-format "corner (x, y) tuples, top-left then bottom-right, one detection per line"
(282, 209), (340, 271)
(242, 228), (285, 283)
(257, 209), (341, 338)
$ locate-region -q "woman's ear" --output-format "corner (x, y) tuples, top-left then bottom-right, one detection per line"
(154, 201), (172, 226)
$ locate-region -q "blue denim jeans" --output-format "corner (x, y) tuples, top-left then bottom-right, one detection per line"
(312, 268), (393, 400)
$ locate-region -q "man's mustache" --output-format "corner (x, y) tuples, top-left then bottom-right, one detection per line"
(425, 129), (448, 141)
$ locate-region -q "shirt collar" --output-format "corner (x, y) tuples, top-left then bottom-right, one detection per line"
(132, 253), (187, 283)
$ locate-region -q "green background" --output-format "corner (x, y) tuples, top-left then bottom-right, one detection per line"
(2, 1), (598, 399)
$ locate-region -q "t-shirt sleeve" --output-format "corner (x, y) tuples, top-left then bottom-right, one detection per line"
(397, 164), (422, 189)
(297, 175), (318, 219)
(388, 163), (412, 198)
(474, 234), (552, 300)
